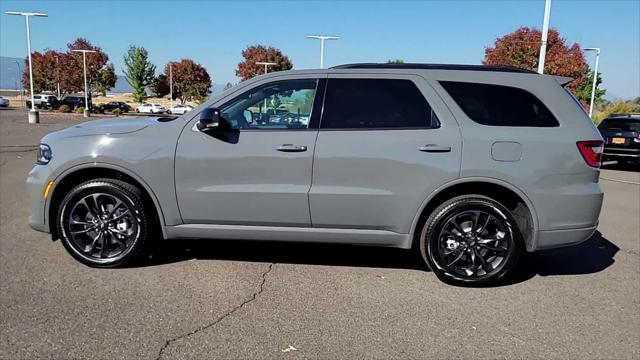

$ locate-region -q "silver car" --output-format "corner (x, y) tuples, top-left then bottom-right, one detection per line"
(27, 63), (604, 285)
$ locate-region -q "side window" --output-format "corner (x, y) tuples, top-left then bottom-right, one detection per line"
(220, 79), (318, 130)
(440, 81), (559, 127)
(320, 79), (437, 129)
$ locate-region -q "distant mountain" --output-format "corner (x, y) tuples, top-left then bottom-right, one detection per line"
(1, 56), (225, 95)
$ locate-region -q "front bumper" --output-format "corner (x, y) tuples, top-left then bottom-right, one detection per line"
(26, 164), (54, 234)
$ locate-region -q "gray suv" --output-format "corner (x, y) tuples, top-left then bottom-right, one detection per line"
(27, 63), (604, 285)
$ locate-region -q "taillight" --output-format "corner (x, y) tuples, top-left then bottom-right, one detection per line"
(577, 140), (604, 168)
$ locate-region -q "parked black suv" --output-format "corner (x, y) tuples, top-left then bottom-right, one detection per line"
(598, 114), (640, 166)
(101, 101), (131, 113)
(60, 96), (90, 110)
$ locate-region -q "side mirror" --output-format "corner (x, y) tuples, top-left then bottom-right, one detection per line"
(197, 108), (231, 132)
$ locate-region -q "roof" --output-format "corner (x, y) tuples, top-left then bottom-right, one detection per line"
(330, 63), (537, 74)
(605, 113), (640, 120)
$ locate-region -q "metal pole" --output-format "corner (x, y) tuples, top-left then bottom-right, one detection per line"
(56, 56), (60, 98)
(537, 0), (552, 74)
(169, 63), (173, 109)
(306, 35), (339, 69)
(585, 48), (601, 118)
(82, 52), (89, 117)
(320, 38), (325, 69)
(25, 15), (36, 112)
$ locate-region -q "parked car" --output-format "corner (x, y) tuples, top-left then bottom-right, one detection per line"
(26, 94), (59, 109)
(167, 104), (193, 115)
(101, 101), (131, 113)
(60, 96), (89, 110)
(27, 63), (604, 285)
(136, 103), (166, 114)
(0, 96), (9, 107)
(598, 114), (640, 166)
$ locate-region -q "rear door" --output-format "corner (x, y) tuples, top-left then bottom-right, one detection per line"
(309, 74), (462, 234)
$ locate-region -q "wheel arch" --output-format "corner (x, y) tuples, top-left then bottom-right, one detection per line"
(411, 177), (539, 252)
(47, 163), (166, 240)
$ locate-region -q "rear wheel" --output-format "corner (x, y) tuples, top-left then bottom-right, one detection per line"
(57, 179), (152, 267)
(419, 195), (522, 285)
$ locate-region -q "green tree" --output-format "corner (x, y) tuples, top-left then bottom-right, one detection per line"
(387, 59), (404, 64)
(150, 74), (170, 98)
(93, 63), (117, 96)
(575, 69), (606, 104)
(123, 46), (156, 103)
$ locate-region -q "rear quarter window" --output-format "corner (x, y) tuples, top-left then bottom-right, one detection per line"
(440, 81), (559, 127)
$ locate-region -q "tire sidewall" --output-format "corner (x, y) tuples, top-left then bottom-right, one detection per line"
(420, 196), (523, 285)
(57, 181), (148, 267)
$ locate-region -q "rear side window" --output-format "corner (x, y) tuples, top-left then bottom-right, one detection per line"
(440, 81), (559, 127)
(321, 79), (438, 129)
(599, 119), (640, 132)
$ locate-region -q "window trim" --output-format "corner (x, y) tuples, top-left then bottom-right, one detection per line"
(318, 78), (441, 131)
(217, 78), (326, 131)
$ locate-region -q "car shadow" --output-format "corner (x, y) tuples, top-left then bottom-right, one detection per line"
(143, 231), (618, 287)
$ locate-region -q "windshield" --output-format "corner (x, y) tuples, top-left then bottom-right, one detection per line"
(599, 119), (640, 132)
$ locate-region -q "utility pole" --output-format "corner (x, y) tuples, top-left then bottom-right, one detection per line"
(255, 61), (277, 115)
(583, 47), (601, 118)
(5, 11), (48, 124)
(55, 56), (61, 99)
(537, 0), (552, 74)
(306, 35), (339, 69)
(71, 49), (96, 117)
(169, 62), (173, 109)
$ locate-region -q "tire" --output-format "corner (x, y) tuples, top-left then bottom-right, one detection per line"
(167, 110), (171, 114)
(57, 178), (153, 267)
(419, 195), (523, 286)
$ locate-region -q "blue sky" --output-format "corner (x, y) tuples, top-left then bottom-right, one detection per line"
(1, 0), (638, 99)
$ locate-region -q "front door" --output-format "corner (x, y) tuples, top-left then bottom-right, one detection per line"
(175, 77), (324, 227)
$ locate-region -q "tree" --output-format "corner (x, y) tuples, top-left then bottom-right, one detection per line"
(123, 45), (156, 102)
(224, 82), (233, 91)
(387, 59), (404, 64)
(483, 27), (589, 95)
(150, 74), (170, 98)
(23, 39), (116, 98)
(164, 60), (212, 104)
(236, 45), (293, 81)
(574, 69), (606, 104)
(22, 49), (60, 94)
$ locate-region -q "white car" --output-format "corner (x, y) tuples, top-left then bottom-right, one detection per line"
(136, 103), (166, 114)
(167, 104), (193, 115)
(0, 96), (9, 108)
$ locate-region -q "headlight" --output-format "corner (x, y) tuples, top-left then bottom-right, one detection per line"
(36, 144), (52, 165)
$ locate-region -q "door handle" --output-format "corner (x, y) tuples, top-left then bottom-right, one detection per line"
(419, 144), (451, 153)
(277, 144), (308, 152)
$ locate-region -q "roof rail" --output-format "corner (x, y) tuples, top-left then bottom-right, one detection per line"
(330, 63), (537, 74)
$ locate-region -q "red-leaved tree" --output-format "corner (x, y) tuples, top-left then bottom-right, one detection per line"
(483, 27), (588, 95)
(163, 59), (212, 104)
(236, 45), (293, 81)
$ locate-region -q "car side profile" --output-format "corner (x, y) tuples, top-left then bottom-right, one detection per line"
(27, 63), (604, 285)
(136, 103), (166, 114)
(167, 104), (193, 115)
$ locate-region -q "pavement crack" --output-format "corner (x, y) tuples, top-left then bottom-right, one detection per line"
(155, 262), (274, 360)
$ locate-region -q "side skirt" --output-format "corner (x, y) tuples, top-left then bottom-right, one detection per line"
(162, 224), (413, 249)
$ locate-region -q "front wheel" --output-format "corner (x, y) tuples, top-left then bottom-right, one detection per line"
(419, 195), (522, 285)
(57, 179), (153, 267)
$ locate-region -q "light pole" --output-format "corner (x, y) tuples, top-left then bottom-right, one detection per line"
(583, 47), (601, 118)
(71, 49), (96, 117)
(537, 0), (552, 74)
(306, 35), (339, 69)
(169, 62), (173, 109)
(14, 60), (22, 100)
(255, 62), (277, 114)
(55, 56), (61, 99)
(5, 11), (48, 124)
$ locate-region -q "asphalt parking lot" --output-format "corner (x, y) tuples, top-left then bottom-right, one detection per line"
(1, 107), (638, 359)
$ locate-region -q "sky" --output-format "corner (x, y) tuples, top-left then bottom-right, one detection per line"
(1, 0), (638, 99)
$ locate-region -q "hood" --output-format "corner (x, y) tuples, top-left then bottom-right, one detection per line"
(42, 117), (170, 142)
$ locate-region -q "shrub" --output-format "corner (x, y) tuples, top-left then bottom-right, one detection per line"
(92, 104), (104, 114)
(58, 104), (71, 113)
(75, 106), (85, 114)
(112, 108), (122, 117)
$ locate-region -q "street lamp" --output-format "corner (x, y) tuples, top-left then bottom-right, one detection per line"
(537, 0), (552, 74)
(583, 47), (601, 118)
(255, 62), (277, 114)
(71, 49), (96, 117)
(5, 11), (48, 124)
(169, 62), (173, 109)
(306, 35), (339, 69)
